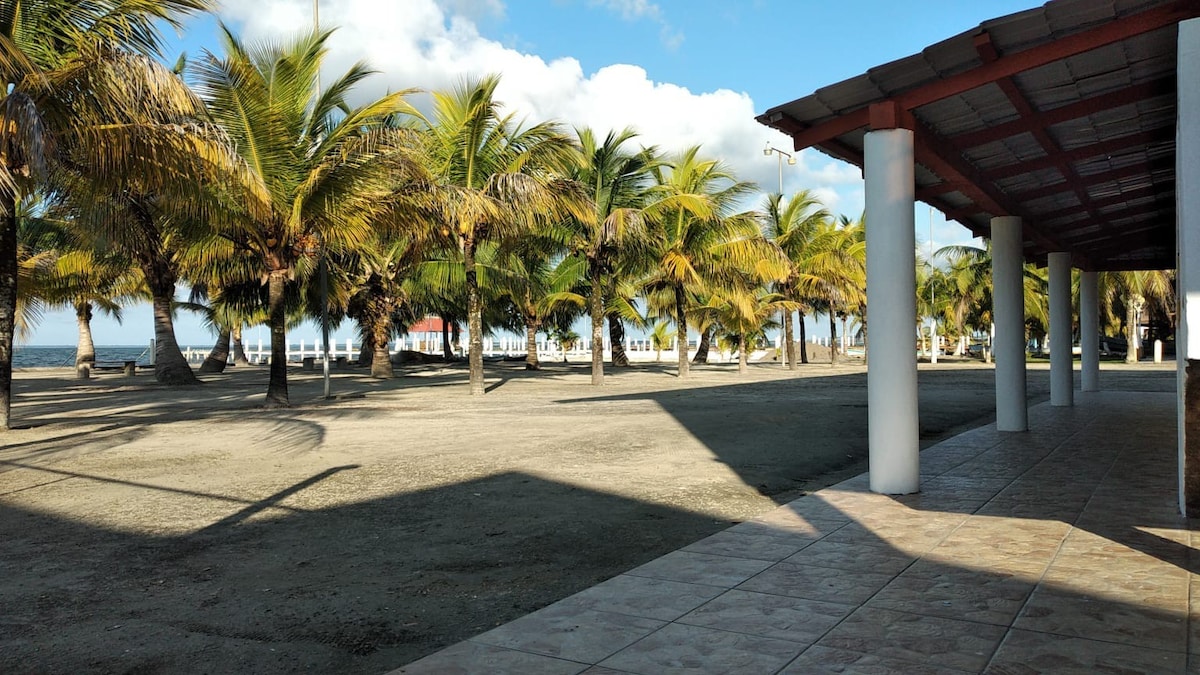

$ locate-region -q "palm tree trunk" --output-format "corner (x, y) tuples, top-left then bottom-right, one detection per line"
(784, 310), (796, 371)
(199, 328), (231, 373)
(370, 312), (394, 379)
(0, 193), (16, 430)
(738, 333), (748, 374)
(675, 284), (689, 378)
(829, 307), (838, 366)
(359, 338), (374, 367)
(75, 302), (96, 366)
(607, 312), (629, 366)
(590, 274), (604, 385)
(693, 328), (711, 364)
(142, 258), (199, 385)
(465, 240), (485, 395)
(525, 321), (540, 370)
(441, 315), (454, 360)
(1125, 301), (1138, 363)
(231, 325), (250, 366)
(798, 311), (809, 364)
(265, 269), (290, 406)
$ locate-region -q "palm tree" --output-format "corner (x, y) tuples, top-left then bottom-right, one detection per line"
(0, 0), (212, 428)
(195, 26), (422, 406)
(760, 190), (832, 369)
(700, 286), (791, 374)
(1099, 270), (1174, 362)
(650, 320), (675, 363)
(420, 75), (585, 395)
(560, 127), (659, 385)
(643, 146), (782, 378)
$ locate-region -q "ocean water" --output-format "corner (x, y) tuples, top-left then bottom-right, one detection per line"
(13, 346), (154, 368)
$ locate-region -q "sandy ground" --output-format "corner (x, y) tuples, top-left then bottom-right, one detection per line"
(0, 357), (1175, 673)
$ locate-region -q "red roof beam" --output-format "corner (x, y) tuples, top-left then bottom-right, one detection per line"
(1035, 184), (1171, 223)
(982, 129), (1171, 181)
(951, 76), (1175, 149)
(892, 2), (1198, 112)
(1007, 158), (1173, 201)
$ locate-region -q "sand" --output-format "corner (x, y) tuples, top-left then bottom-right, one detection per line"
(0, 358), (1174, 673)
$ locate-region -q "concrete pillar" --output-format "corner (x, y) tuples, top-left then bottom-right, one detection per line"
(1080, 271), (1100, 392)
(992, 216), (1028, 431)
(864, 128), (919, 494)
(1048, 252), (1074, 407)
(1179, 17), (1200, 516)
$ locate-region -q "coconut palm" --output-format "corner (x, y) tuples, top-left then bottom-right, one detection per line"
(699, 286), (792, 374)
(760, 190), (833, 369)
(649, 320), (675, 363)
(1099, 270), (1174, 362)
(643, 146), (784, 378)
(195, 26), (423, 406)
(0, 0), (212, 428)
(559, 127), (660, 384)
(420, 74), (586, 395)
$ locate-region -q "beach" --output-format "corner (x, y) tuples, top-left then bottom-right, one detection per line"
(0, 359), (1173, 673)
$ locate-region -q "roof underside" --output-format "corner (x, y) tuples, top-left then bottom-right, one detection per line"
(758, 0), (1200, 270)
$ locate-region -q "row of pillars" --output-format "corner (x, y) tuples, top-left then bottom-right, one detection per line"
(863, 17), (1200, 509)
(863, 131), (1112, 495)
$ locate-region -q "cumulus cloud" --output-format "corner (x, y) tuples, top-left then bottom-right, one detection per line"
(218, 0), (861, 213)
(587, 0), (682, 49)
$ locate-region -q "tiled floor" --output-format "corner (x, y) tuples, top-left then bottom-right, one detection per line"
(392, 391), (1196, 674)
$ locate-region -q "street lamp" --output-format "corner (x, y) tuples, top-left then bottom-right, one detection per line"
(314, 0), (332, 399)
(764, 142), (797, 367)
(763, 143), (796, 194)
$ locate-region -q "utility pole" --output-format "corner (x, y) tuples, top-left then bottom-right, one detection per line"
(929, 206), (937, 364)
(764, 143), (796, 368)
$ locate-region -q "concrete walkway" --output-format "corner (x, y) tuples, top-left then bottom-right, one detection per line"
(393, 391), (1195, 674)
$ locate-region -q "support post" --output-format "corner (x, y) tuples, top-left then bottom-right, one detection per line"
(864, 128), (919, 494)
(1179, 17), (1200, 516)
(1080, 270), (1100, 392)
(992, 216), (1028, 431)
(1048, 252), (1074, 407)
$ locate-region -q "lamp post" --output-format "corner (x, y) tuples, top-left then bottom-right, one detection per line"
(929, 206), (937, 364)
(764, 143), (796, 367)
(763, 143), (796, 194)
(314, 0), (331, 399)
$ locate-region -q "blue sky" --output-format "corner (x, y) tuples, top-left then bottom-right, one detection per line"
(28, 0), (1039, 346)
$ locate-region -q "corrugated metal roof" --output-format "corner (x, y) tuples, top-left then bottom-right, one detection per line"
(757, 0), (1196, 270)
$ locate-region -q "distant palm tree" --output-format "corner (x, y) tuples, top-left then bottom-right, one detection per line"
(196, 26), (421, 405)
(700, 286), (791, 374)
(650, 321), (675, 363)
(643, 146), (782, 378)
(1099, 270), (1174, 362)
(420, 75), (585, 394)
(563, 127), (659, 385)
(760, 190), (832, 368)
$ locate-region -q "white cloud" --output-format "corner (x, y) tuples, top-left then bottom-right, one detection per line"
(586, 0), (681, 49)
(218, 0), (862, 215)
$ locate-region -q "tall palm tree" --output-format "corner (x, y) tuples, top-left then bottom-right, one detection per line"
(561, 127), (659, 385)
(195, 26), (422, 406)
(643, 146), (782, 378)
(1099, 270), (1174, 362)
(0, 0), (212, 428)
(760, 190), (832, 369)
(420, 75), (585, 395)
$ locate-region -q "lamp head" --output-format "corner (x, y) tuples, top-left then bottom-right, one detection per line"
(763, 144), (772, 156)
(787, 156), (796, 165)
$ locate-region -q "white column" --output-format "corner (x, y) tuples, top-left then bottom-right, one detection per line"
(1179, 17), (1200, 516)
(1080, 271), (1100, 392)
(992, 215), (1028, 431)
(1048, 252), (1074, 407)
(865, 128), (919, 494)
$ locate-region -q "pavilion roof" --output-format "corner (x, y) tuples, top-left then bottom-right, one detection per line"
(758, 0), (1200, 270)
